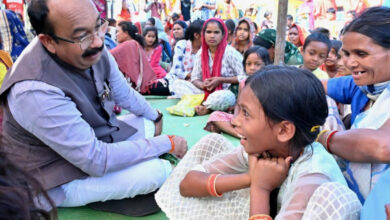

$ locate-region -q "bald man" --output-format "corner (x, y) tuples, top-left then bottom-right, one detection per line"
(0, 0), (187, 212)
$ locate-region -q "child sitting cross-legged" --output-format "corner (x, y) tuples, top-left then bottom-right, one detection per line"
(155, 65), (361, 220)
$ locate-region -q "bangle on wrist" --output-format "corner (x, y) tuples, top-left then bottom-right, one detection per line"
(207, 174), (223, 197)
(168, 135), (175, 153)
(154, 109), (163, 123)
(326, 130), (338, 154)
(248, 214), (273, 220)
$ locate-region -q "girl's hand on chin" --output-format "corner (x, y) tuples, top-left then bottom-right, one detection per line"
(248, 155), (292, 192)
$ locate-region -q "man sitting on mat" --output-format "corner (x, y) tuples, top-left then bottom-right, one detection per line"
(0, 0), (187, 215)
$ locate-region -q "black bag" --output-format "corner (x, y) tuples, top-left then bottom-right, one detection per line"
(87, 190), (160, 217)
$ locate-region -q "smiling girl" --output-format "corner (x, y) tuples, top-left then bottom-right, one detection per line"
(155, 66), (360, 219)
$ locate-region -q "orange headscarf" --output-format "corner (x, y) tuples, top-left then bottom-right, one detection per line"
(289, 23), (308, 48)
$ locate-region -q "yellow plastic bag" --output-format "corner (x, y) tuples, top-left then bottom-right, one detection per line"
(166, 94), (205, 117)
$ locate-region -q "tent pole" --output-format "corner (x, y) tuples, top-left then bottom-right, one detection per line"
(274, 0), (289, 65)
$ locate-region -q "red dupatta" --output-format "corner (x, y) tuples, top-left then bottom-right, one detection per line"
(201, 18), (228, 100)
(290, 23), (308, 48)
(134, 22), (142, 35)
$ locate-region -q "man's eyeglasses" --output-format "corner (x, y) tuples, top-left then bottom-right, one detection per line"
(50, 19), (108, 50)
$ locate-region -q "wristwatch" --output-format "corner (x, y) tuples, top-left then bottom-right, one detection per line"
(154, 109), (163, 123)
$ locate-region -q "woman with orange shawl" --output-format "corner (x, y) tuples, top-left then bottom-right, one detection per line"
(231, 17), (255, 55)
(288, 23), (307, 50)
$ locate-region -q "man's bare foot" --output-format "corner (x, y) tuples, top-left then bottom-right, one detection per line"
(195, 105), (211, 115)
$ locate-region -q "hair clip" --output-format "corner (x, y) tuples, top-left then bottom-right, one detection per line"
(310, 125), (321, 132)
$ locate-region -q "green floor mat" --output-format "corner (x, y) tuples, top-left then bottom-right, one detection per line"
(58, 206), (167, 220)
(144, 95), (169, 100)
(59, 97), (239, 220)
(148, 98), (239, 147)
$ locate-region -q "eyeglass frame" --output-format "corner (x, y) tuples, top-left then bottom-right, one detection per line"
(49, 18), (108, 51)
